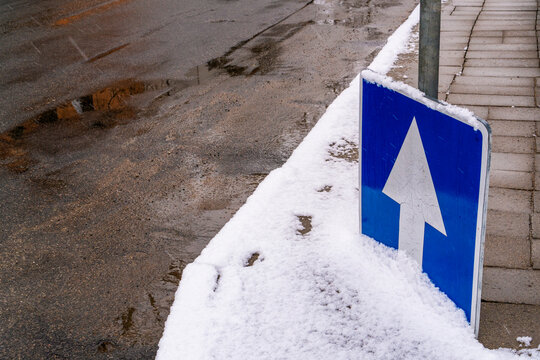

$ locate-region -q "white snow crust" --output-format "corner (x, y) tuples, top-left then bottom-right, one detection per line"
(361, 70), (482, 129)
(156, 5), (539, 360)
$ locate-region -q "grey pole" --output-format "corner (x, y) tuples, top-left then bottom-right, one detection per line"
(418, 0), (441, 99)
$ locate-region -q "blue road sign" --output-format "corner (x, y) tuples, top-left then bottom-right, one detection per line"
(360, 70), (490, 335)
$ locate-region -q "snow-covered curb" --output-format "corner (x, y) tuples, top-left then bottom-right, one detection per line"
(368, 5), (419, 75)
(156, 5), (539, 360)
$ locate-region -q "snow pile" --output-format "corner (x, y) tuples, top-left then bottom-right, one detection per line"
(156, 5), (539, 360)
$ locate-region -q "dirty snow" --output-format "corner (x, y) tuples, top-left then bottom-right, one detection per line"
(518, 337), (533, 347)
(156, 5), (539, 360)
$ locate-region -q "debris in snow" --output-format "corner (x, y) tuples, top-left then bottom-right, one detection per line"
(517, 337), (533, 347)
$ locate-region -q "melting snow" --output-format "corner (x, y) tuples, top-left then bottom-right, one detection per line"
(156, 4), (539, 360)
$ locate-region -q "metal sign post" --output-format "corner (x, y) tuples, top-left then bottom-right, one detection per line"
(419, 0), (441, 99)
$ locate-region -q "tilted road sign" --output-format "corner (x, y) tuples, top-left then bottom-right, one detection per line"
(360, 69), (491, 335)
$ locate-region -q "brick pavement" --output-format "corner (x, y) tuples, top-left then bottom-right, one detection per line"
(388, 0), (540, 349)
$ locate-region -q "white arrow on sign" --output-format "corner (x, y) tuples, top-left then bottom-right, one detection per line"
(382, 117), (447, 266)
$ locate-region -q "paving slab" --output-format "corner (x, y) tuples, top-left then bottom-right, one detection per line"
(451, 3), (480, 8)
(476, 20), (536, 26)
(535, 189), (540, 206)
(487, 209), (531, 238)
(450, 83), (534, 95)
(492, 153), (533, 172)
(441, 35), (473, 42)
(482, 268), (540, 305)
(442, 31), (475, 37)
(451, 9), (482, 15)
(465, 58), (539, 68)
(441, 24), (476, 31)
(488, 120), (535, 137)
(454, 76), (534, 87)
(485, 210), (531, 264)
(534, 171), (540, 190)
(479, 302), (540, 349)
(440, 57), (466, 66)
(488, 187), (532, 213)
(472, 30), (504, 37)
(485, 0), (536, 3)
(439, 75), (456, 92)
(469, 41), (537, 50)
(490, 169), (533, 190)
(479, 14), (538, 20)
(446, 15), (478, 20)
(488, 106), (540, 121)
(470, 37), (503, 44)
(482, 6), (538, 11)
(533, 240), (540, 269)
(484, 233), (532, 268)
(463, 66), (540, 77)
(534, 154), (540, 172)
(443, 19), (476, 25)
(475, 24), (537, 31)
(503, 36), (538, 44)
(441, 42), (470, 51)
(532, 213), (540, 238)
(461, 105), (489, 118)
(440, 65), (463, 75)
(447, 93), (535, 107)
(466, 50), (539, 59)
(440, 51), (466, 60)
(492, 136), (535, 154)
(503, 30), (537, 36)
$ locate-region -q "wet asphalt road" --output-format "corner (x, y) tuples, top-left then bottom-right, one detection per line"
(0, 0), (416, 358)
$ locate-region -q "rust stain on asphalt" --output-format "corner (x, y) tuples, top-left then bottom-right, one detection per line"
(54, 0), (131, 26)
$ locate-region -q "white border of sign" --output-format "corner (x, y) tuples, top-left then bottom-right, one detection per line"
(359, 69), (491, 337)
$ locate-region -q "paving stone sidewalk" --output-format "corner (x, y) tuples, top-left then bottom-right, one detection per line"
(388, 0), (540, 350)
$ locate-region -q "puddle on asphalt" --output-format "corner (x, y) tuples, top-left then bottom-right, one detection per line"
(0, 70), (222, 173)
(1, 17), (320, 175)
(207, 21), (313, 76)
(0, 79), (153, 173)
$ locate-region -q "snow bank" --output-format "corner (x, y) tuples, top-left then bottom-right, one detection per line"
(156, 5), (539, 360)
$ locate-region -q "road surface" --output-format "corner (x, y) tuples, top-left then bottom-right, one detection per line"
(0, 0), (416, 358)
